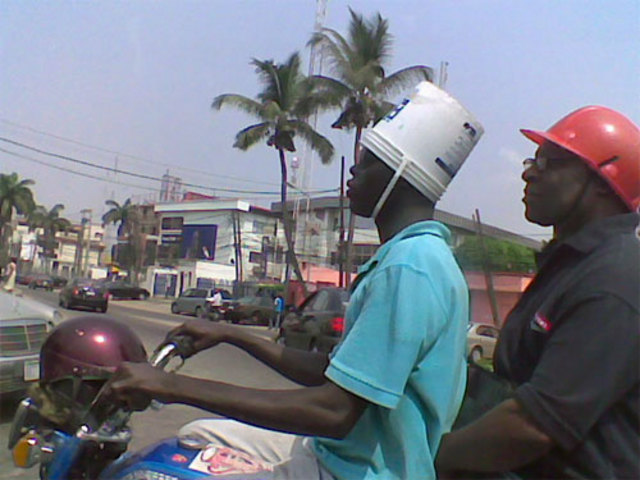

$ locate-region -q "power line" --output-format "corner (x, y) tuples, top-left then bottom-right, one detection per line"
(0, 137), (340, 196)
(0, 147), (163, 193)
(0, 146), (310, 205)
(0, 118), (280, 188)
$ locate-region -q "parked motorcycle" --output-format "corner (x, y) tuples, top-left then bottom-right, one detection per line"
(8, 316), (275, 479)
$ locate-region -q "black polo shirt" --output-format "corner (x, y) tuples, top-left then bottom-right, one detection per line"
(494, 213), (640, 479)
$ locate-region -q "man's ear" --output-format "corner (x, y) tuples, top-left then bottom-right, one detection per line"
(593, 175), (629, 211)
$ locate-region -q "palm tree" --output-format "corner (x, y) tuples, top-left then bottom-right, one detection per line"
(0, 172), (36, 261)
(27, 204), (72, 273)
(102, 198), (140, 280)
(307, 9), (434, 285)
(212, 52), (335, 295)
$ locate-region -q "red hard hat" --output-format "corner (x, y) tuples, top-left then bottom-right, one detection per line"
(41, 315), (147, 384)
(521, 106), (640, 211)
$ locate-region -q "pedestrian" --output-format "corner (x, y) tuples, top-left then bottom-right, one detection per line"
(2, 256), (17, 293)
(272, 294), (284, 330)
(436, 106), (640, 479)
(107, 82), (484, 479)
(209, 289), (223, 320)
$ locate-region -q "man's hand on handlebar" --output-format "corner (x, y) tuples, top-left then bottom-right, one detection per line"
(105, 361), (172, 411)
(166, 318), (237, 355)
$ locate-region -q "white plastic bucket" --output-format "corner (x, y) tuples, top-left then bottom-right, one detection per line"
(360, 81), (484, 209)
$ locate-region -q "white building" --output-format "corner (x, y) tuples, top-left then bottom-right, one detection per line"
(147, 199), (286, 297)
(12, 220), (105, 278)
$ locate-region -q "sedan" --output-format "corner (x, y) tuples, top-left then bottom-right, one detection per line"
(58, 279), (109, 313)
(467, 323), (499, 362)
(27, 274), (54, 291)
(0, 291), (52, 395)
(97, 280), (150, 300)
(225, 296), (276, 325)
(278, 288), (349, 353)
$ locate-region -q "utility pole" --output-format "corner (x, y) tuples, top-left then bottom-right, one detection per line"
(474, 209), (501, 327)
(75, 223), (84, 276)
(338, 156), (346, 287)
(81, 209), (92, 278)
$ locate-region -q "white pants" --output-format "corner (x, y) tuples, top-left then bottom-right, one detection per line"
(178, 418), (335, 480)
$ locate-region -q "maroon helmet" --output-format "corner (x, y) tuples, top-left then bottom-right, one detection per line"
(40, 316), (147, 410)
(41, 315), (147, 383)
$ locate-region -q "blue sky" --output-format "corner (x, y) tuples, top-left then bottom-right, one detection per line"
(1, 0), (638, 240)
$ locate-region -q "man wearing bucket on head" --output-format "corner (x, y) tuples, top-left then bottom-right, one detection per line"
(436, 107), (640, 479)
(106, 82), (484, 480)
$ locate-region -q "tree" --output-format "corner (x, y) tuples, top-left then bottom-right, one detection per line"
(454, 237), (537, 273)
(212, 52), (335, 296)
(307, 9), (434, 284)
(27, 203), (72, 272)
(0, 172), (36, 262)
(102, 198), (141, 280)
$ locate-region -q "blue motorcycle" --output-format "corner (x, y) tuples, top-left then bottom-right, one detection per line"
(8, 316), (275, 480)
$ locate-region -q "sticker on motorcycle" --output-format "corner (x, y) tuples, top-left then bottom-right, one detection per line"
(189, 444), (274, 476)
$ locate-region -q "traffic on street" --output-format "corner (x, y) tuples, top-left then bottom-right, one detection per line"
(0, 286), (294, 480)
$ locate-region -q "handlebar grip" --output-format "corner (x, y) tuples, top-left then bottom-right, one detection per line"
(169, 334), (196, 359)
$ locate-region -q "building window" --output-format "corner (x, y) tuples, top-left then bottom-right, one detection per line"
(249, 251), (263, 264)
(161, 217), (183, 230)
(252, 220), (268, 234)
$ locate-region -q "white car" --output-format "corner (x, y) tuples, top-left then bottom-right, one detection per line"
(2, 290), (64, 327)
(467, 323), (500, 362)
(0, 291), (58, 395)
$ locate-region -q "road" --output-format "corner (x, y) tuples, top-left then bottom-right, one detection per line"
(1, 287), (297, 479)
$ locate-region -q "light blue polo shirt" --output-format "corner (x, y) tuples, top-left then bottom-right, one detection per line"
(313, 221), (469, 480)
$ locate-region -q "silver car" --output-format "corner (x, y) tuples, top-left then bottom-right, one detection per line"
(171, 288), (218, 318)
(0, 291), (53, 395)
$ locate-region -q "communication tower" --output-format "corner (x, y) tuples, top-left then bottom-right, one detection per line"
(292, 0), (328, 258)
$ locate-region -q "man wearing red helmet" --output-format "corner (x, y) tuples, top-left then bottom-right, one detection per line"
(436, 106), (640, 479)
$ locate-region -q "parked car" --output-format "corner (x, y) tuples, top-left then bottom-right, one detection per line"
(278, 288), (349, 352)
(0, 290), (52, 395)
(27, 273), (54, 291)
(467, 323), (500, 362)
(58, 278), (109, 313)
(97, 280), (150, 300)
(15, 274), (33, 286)
(171, 288), (221, 318)
(4, 291), (64, 327)
(50, 275), (69, 289)
(225, 296), (276, 325)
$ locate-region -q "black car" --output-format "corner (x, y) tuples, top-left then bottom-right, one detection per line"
(278, 288), (349, 352)
(224, 295), (276, 325)
(58, 278), (108, 313)
(50, 275), (69, 288)
(27, 274), (54, 291)
(97, 280), (150, 300)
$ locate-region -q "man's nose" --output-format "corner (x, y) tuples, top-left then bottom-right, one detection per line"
(522, 163), (540, 182)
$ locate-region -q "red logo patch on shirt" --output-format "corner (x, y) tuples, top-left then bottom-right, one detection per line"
(531, 312), (552, 333)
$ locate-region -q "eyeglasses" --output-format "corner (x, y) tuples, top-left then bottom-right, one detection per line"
(522, 157), (544, 171)
(523, 155), (576, 172)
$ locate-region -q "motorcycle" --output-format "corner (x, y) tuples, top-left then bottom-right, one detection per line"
(8, 317), (275, 480)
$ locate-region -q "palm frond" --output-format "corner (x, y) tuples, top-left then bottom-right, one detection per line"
(296, 76), (348, 117)
(309, 30), (354, 83)
(233, 123), (270, 150)
(290, 120), (335, 164)
(378, 66), (434, 96)
(212, 94), (263, 117)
